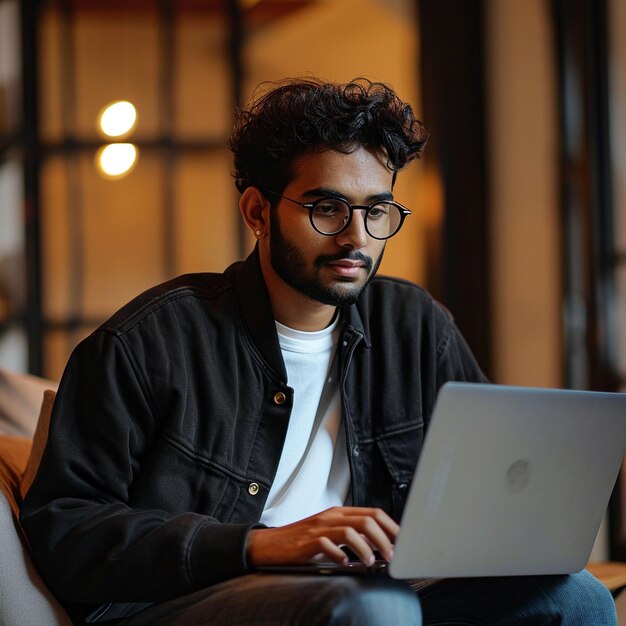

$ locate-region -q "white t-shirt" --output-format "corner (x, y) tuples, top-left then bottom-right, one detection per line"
(259, 318), (351, 527)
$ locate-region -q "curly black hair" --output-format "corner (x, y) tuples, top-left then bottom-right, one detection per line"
(228, 77), (428, 195)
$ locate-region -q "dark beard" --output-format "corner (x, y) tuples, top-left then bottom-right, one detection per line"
(269, 209), (384, 306)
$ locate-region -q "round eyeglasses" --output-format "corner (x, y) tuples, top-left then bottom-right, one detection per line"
(265, 191), (412, 240)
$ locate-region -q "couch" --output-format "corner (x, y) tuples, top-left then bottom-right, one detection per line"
(0, 369), (72, 625)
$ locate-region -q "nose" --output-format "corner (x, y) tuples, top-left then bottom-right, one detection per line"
(335, 209), (368, 249)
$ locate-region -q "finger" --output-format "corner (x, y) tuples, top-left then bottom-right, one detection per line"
(325, 526), (378, 566)
(359, 533), (395, 560)
(340, 507), (400, 538)
(315, 536), (350, 565)
(346, 516), (394, 562)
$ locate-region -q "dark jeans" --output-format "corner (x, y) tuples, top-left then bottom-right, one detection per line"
(116, 569), (616, 626)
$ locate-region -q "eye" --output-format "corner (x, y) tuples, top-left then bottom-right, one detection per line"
(313, 199), (345, 218)
(368, 203), (391, 220)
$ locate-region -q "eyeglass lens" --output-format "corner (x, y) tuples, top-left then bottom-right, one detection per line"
(311, 199), (402, 239)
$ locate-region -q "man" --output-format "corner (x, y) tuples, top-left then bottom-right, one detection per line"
(21, 78), (615, 625)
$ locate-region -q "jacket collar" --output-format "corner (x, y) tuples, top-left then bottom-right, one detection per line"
(345, 300), (370, 349)
(226, 247), (287, 383)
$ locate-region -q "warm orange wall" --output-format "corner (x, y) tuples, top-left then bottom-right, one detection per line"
(609, 0), (626, 385)
(486, 0), (561, 388)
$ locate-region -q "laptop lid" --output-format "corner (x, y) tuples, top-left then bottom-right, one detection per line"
(388, 382), (626, 579)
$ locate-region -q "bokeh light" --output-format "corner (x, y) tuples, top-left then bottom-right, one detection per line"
(96, 143), (138, 179)
(98, 100), (137, 138)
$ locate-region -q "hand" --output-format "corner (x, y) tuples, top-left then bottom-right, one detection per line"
(246, 506), (398, 567)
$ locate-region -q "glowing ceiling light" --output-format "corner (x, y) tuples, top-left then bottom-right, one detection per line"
(96, 143), (138, 179)
(98, 100), (137, 138)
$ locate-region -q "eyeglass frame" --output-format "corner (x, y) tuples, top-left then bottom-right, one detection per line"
(263, 189), (412, 240)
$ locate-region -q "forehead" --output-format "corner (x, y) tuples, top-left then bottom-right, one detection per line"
(287, 146), (394, 196)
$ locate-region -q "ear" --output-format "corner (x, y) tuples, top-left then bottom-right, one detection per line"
(239, 187), (271, 239)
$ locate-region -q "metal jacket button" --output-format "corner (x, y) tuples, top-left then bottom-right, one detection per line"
(248, 482), (260, 496)
(273, 391), (286, 405)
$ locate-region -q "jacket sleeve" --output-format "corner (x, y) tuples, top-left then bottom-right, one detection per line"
(20, 329), (257, 606)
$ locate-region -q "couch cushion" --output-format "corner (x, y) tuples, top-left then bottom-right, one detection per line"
(0, 434), (73, 625)
(21, 389), (56, 500)
(0, 370), (58, 438)
(0, 434), (31, 517)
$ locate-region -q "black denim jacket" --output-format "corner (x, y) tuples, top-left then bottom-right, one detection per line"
(21, 248), (485, 623)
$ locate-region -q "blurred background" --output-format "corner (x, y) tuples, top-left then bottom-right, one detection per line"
(0, 0), (625, 561)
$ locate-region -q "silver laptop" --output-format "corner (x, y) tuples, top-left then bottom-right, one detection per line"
(388, 382), (626, 578)
(261, 382), (626, 578)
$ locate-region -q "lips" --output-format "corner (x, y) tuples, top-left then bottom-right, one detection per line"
(326, 259), (366, 279)
(316, 252), (373, 281)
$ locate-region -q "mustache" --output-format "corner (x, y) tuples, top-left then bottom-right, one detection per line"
(315, 251), (373, 273)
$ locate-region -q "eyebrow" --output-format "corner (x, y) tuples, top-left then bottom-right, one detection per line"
(301, 187), (394, 204)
